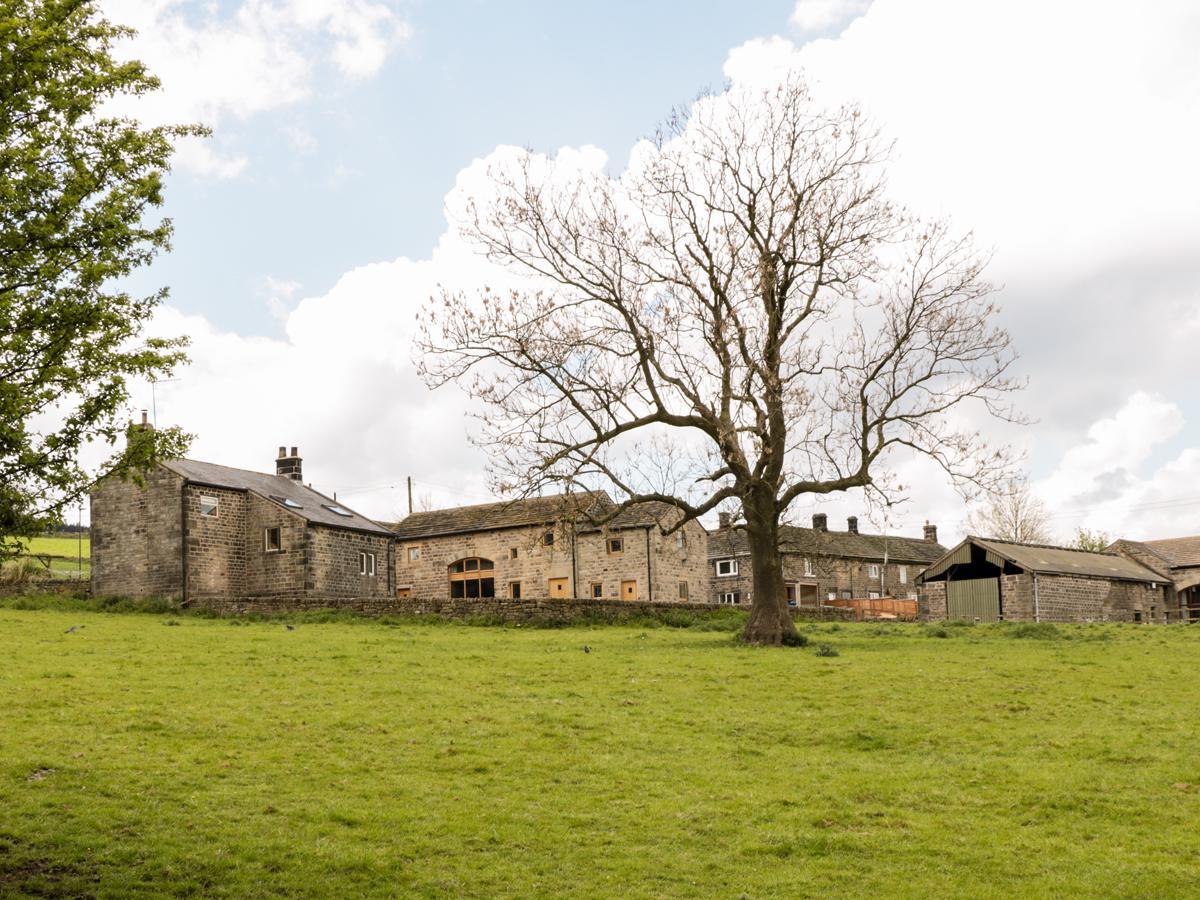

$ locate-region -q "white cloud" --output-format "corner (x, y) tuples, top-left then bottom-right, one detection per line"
(790, 0), (872, 34)
(102, 0), (410, 176)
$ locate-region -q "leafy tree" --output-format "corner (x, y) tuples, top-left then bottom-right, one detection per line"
(0, 0), (196, 557)
(1073, 527), (1110, 553)
(420, 78), (1020, 645)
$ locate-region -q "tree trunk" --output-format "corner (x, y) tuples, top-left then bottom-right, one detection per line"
(740, 501), (800, 646)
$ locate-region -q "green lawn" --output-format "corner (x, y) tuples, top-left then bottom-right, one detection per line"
(2, 609), (1199, 897)
(11, 535), (90, 579)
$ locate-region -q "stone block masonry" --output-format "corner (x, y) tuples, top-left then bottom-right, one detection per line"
(91, 467), (185, 601)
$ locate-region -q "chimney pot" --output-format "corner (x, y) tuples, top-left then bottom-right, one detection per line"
(847, 516), (858, 534)
(141, 410), (148, 426)
(812, 513), (827, 532)
(923, 521), (938, 543)
(275, 446), (303, 482)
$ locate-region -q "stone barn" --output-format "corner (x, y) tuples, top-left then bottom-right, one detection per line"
(1108, 535), (1200, 622)
(919, 537), (1167, 623)
(91, 447), (394, 612)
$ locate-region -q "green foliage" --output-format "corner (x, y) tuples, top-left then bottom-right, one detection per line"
(781, 629), (810, 647)
(1074, 527), (1112, 553)
(0, 0), (197, 557)
(814, 642), (840, 657)
(1003, 621), (1063, 640)
(2, 614), (1198, 895)
(0, 556), (45, 583)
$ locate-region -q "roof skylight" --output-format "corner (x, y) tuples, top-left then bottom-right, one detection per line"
(269, 495), (303, 509)
(324, 504), (354, 517)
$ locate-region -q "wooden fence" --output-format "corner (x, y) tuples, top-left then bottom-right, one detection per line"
(822, 596), (919, 622)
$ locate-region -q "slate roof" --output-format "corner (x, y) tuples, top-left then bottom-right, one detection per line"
(390, 491), (613, 540)
(924, 537), (1164, 583)
(708, 525), (945, 564)
(162, 458), (391, 536)
(1140, 536), (1200, 569)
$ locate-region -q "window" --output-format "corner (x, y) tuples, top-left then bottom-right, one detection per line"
(898, 565), (908, 584)
(804, 558), (814, 577)
(510, 581), (522, 599)
(199, 495), (219, 517)
(449, 557), (495, 598)
(1134, 610), (1143, 623)
(676, 532), (686, 551)
(268, 495), (303, 510)
(678, 581), (689, 600)
(716, 559), (738, 577)
(509, 547), (519, 560)
(359, 552), (376, 576)
(542, 530), (555, 546)
(264, 527), (281, 552)
(868, 564), (880, 579)
(396, 586), (412, 598)
(323, 504), (354, 518)
(719, 592), (741, 605)
(841, 590), (852, 600)
(407, 546), (421, 563)
(907, 592), (919, 601)
(828, 591), (837, 602)
(591, 582), (604, 599)
(868, 591), (880, 600)
(785, 583), (797, 607)
(607, 537), (623, 555)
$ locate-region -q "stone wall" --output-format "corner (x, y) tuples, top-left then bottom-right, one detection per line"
(90, 467), (185, 600)
(308, 525), (394, 600)
(1000, 574), (1034, 620)
(243, 493), (307, 603)
(395, 523), (575, 599)
(184, 484), (247, 606)
(1035, 574), (1166, 623)
(709, 550), (926, 606)
(919, 580), (946, 620)
(1106, 540), (1181, 621)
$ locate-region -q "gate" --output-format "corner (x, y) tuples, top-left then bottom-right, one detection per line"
(946, 578), (1001, 622)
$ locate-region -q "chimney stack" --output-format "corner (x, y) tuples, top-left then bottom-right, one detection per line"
(718, 512), (731, 530)
(127, 409), (154, 447)
(847, 516), (858, 534)
(924, 521), (938, 543)
(276, 446), (303, 482)
(812, 513), (827, 532)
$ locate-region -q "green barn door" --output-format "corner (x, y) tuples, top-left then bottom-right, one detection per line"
(946, 578), (1001, 622)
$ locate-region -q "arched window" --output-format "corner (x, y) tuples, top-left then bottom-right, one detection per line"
(448, 557), (495, 599)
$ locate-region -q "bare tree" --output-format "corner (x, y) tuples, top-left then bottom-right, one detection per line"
(965, 478), (1051, 544)
(418, 77), (1019, 644)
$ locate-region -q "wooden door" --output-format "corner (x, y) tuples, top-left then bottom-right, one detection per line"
(621, 580), (638, 601)
(947, 578), (1001, 622)
(548, 577), (570, 599)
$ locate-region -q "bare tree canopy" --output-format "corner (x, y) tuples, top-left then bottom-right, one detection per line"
(965, 478), (1051, 545)
(419, 77), (1020, 644)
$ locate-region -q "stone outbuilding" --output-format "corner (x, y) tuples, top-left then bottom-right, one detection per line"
(391, 492), (710, 602)
(708, 513), (946, 607)
(1108, 535), (1200, 622)
(91, 447), (394, 612)
(919, 536), (1168, 623)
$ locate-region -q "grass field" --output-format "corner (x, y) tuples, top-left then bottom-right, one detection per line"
(9, 535), (90, 579)
(2, 606), (1200, 897)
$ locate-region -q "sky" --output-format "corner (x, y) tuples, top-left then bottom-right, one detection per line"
(95, 0), (1200, 545)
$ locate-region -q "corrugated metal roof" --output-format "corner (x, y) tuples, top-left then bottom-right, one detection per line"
(708, 525), (946, 564)
(162, 459), (391, 535)
(925, 536), (1164, 583)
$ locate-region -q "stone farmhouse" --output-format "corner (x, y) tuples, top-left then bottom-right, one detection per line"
(91, 447), (394, 612)
(707, 513), (946, 607)
(1107, 535), (1200, 622)
(919, 536), (1168, 623)
(391, 492), (710, 602)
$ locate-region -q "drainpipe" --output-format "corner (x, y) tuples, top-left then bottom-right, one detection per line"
(645, 527), (653, 603)
(570, 520), (578, 599)
(1033, 573), (1041, 623)
(180, 481), (189, 607)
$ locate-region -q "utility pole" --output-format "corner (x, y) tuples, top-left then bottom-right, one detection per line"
(407, 476), (413, 516)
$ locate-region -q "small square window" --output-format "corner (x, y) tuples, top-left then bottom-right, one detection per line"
(898, 565), (908, 584)
(868, 564), (880, 579)
(675, 532), (686, 550)
(869, 591), (880, 600)
(678, 581), (689, 600)
(591, 582), (603, 599)
(360, 551), (376, 576)
(407, 546), (421, 562)
(264, 527), (281, 552)
(542, 530), (555, 546)
(510, 547), (519, 559)
(828, 591), (837, 602)
(199, 495), (218, 517)
(607, 537), (623, 555)
(716, 559), (738, 577)
(803, 558), (814, 577)
(719, 592), (740, 605)
(510, 581), (522, 599)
